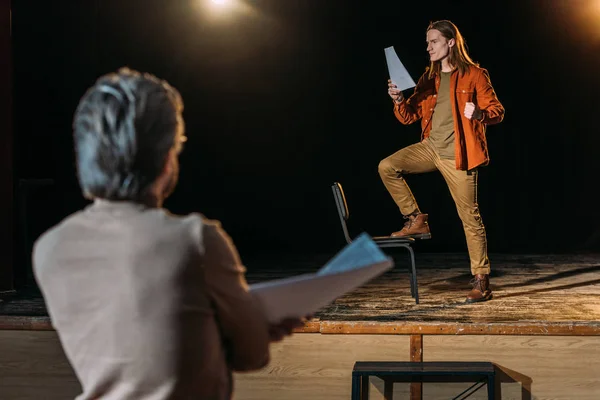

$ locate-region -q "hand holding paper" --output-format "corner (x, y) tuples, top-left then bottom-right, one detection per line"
(384, 46), (416, 92)
(388, 79), (404, 103)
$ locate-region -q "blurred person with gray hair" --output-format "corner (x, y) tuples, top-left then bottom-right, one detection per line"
(33, 67), (304, 400)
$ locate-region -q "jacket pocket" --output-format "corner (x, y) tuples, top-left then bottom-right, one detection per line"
(456, 88), (474, 102)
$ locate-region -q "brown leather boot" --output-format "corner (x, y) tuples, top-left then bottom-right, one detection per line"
(465, 274), (493, 303)
(391, 213), (432, 239)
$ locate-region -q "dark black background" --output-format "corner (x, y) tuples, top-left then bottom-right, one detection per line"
(11, 0), (600, 271)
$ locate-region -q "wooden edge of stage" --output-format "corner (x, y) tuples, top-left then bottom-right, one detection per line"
(2, 316), (600, 336)
(315, 321), (600, 335)
(0, 316), (55, 331)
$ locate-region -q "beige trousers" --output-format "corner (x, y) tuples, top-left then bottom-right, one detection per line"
(378, 140), (490, 275)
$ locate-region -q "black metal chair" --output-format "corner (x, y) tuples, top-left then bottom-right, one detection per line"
(331, 182), (420, 304)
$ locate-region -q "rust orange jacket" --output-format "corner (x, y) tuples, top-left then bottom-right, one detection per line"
(394, 65), (504, 170)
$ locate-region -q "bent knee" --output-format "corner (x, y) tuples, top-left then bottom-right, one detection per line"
(378, 158), (397, 176)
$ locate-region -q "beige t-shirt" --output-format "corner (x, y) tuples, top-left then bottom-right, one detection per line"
(33, 200), (271, 400)
(427, 71), (455, 159)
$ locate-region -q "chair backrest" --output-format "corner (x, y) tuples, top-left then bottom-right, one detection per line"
(331, 182), (352, 244)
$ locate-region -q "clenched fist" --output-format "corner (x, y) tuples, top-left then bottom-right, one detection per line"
(464, 102), (483, 121)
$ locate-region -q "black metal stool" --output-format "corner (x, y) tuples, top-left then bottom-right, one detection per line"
(351, 361), (496, 400)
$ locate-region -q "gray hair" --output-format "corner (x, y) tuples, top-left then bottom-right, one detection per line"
(73, 67), (184, 203)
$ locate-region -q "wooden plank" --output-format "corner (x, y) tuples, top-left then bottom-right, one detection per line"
(2, 331), (600, 399)
(293, 319), (321, 333)
(0, 316), (320, 333)
(410, 334), (423, 400)
(3, 315), (600, 337)
(410, 335), (423, 361)
(0, 0), (14, 291)
(319, 321), (600, 336)
(0, 316), (53, 331)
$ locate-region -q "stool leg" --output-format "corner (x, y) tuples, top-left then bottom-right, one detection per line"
(351, 374), (360, 400)
(384, 379), (394, 400)
(361, 375), (370, 399)
(488, 374), (496, 400)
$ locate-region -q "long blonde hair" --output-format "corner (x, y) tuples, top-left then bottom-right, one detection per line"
(427, 20), (478, 79)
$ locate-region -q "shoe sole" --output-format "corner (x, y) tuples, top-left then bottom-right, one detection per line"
(391, 233), (432, 240)
(407, 233), (432, 240)
(465, 293), (493, 304)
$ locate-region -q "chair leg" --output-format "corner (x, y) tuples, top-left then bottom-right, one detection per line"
(410, 268), (416, 299)
(408, 270), (415, 298)
(401, 247), (415, 298)
(406, 245), (419, 304)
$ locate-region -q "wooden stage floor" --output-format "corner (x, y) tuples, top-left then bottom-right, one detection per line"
(2, 252), (600, 335)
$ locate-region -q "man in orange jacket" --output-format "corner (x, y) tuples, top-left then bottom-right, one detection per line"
(379, 20), (505, 303)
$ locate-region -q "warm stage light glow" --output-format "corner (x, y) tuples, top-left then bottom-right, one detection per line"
(195, 0), (258, 22)
(572, 0), (600, 42)
(208, 0), (233, 10)
(542, 1), (600, 46)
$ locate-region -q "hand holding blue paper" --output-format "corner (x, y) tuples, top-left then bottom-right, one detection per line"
(384, 46), (416, 91)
